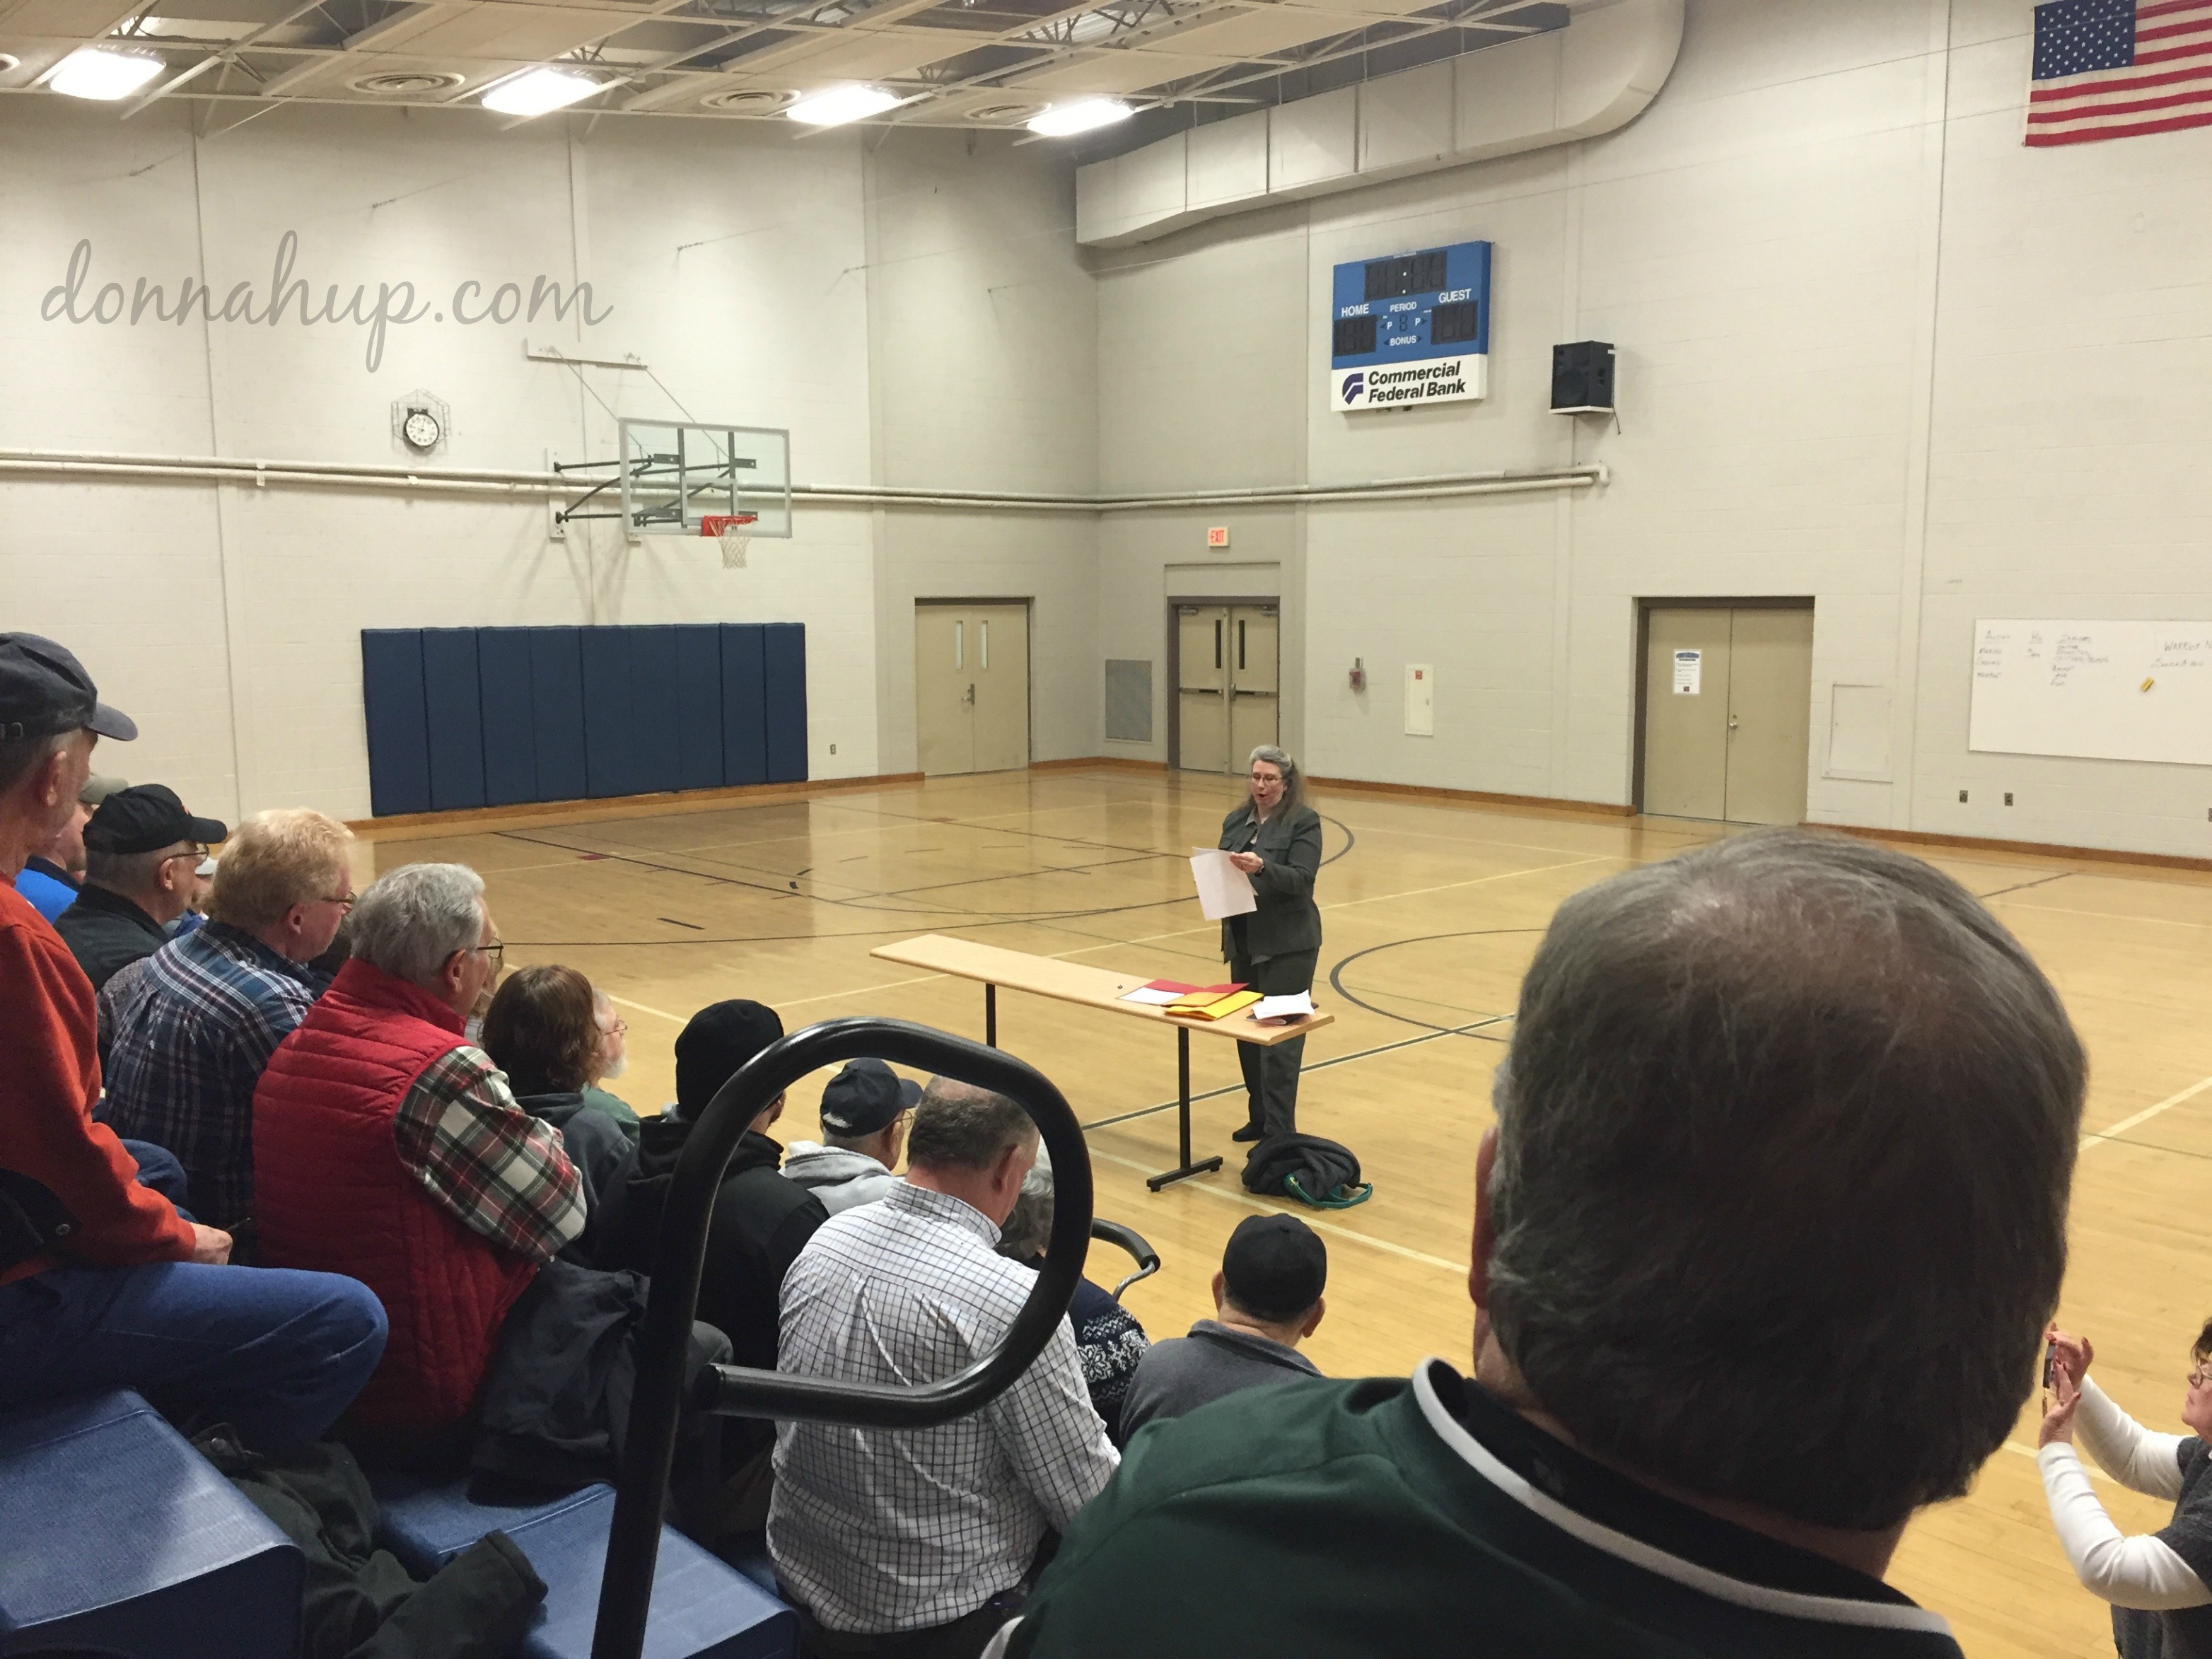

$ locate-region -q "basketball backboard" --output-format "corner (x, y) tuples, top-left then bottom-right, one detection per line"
(617, 419), (791, 537)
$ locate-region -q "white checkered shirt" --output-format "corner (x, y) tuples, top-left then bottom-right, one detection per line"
(769, 1181), (1119, 1634)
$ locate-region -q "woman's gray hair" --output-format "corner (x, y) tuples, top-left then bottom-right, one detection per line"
(1486, 827), (2085, 1532)
(996, 1143), (1054, 1261)
(348, 862), (487, 989)
(1245, 745), (1310, 817)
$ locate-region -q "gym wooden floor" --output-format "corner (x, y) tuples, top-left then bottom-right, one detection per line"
(358, 764), (2212, 1659)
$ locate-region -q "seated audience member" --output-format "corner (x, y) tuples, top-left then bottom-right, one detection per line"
(105, 808), (355, 1228)
(784, 1059), (916, 1214)
(171, 850), (214, 937)
(2038, 1324), (2212, 1656)
(56, 784), (227, 991)
(993, 828), (2087, 1659)
(995, 1148), (1150, 1439)
(772, 1080), (1119, 1658)
(583, 988), (642, 1141)
(14, 768), (112, 921)
(479, 964), (640, 1251)
(0, 633), (385, 1449)
(254, 861), (584, 1436)
(1117, 1213), (1322, 1441)
(660, 1000), (827, 1375)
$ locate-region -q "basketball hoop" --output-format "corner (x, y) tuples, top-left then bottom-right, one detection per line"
(701, 513), (757, 569)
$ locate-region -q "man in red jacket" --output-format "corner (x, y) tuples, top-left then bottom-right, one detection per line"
(256, 860), (585, 1436)
(0, 634), (387, 1450)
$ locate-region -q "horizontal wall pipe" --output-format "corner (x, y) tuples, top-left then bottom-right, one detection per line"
(0, 448), (1604, 513)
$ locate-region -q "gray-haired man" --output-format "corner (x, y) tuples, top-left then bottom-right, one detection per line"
(994, 828), (2088, 1659)
(771, 1078), (1118, 1658)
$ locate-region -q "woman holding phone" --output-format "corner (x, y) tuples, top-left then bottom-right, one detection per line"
(1218, 745), (1322, 1143)
(2039, 1322), (2212, 1657)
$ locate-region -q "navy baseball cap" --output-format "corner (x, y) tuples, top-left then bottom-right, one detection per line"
(0, 634), (136, 744)
(85, 784), (228, 856)
(1221, 1213), (1327, 1321)
(820, 1059), (921, 1138)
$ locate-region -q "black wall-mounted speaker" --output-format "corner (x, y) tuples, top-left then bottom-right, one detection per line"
(1552, 341), (1616, 413)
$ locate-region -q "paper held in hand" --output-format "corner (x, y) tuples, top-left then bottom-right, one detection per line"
(1189, 848), (1257, 920)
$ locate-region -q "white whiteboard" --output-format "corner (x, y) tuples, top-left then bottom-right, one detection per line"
(1969, 620), (2212, 767)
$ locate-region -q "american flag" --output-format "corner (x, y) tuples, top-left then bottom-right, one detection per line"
(2027, 0), (2212, 147)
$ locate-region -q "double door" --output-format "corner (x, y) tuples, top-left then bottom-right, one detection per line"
(1177, 603), (1278, 774)
(915, 603), (1030, 776)
(1641, 605), (1813, 825)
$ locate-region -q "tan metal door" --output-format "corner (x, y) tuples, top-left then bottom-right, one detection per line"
(1227, 605), (1279, 762)
(915, 607), (974, 776)
(916, 604), (1030, 776)
(1643, 608), (1732, 820)
(1177, 605), (1230, 774)
(1722, 607), (1812, 826)
(970, 605), (1030, 774)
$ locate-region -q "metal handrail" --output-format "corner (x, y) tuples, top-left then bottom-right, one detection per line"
(1088, 1218), (1160, 1303)
(588, 1018), (1093, 1659)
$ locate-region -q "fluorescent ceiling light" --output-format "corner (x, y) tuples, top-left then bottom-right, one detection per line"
(482, 66), (605, 117)
(1027, 98), (1130, 137)
(787, 84), (900, 127)
(50, 46), (165, 100)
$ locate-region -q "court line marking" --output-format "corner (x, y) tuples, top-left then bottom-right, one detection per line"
(1997, 901), (2212, 932)
(2080, 1073), (2212, 1151)
(2001, 1440), (2118, 1486)
(1083, 1146), (1472, 1274)
(607, 993), (691, 1025)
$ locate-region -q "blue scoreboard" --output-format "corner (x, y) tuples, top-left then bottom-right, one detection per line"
(1329, 240), (1491, 412)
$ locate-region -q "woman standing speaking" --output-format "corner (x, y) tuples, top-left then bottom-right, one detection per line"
(1219, 745), (1322, 1143)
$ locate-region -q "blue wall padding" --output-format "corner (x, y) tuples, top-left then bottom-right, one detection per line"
(421, 629), (488, 812)
(764, 623), (808, 784)
(719, 624), (768, 787)
(627, 625), (682, 797)
(360, 624), (806, 815)
(579, 627), (636, 799)
(528, 629), (589, 805)
(476, 631), (537, 808)
(361, 631), (432, 817)
(675, 625), (725, 793)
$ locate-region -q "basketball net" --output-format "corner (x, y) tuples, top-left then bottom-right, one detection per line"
(701, 513), (756, 569)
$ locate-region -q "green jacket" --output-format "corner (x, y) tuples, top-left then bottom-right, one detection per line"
(1217, 802), (1322, 963)
(1001, 1363), (1964, 1659)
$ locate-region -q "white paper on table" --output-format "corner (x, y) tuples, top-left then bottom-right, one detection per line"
(1251, 991), (1315, 1023)
(1189, 847), (1257, 920)
(1117, 986), (1184, 1006)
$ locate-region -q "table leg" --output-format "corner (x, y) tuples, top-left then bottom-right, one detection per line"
(985, 984), (997, 1049)
(1148, 1025), (1223, 1191)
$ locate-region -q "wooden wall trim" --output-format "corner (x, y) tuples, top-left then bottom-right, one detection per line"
(1819, 821), (2212, 875)
(1308, 775), (1636, 817)
(1030, 757), (1170, 774)
(349, 772), (924, 841)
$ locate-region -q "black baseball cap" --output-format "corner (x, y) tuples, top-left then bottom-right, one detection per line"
(1221, 1213), (1327, 1321)
(0, 634), (137, 743)
(674, 999), (786, 1118)
(820, 1059), (920, 1138)
(84, 785), (229, 857)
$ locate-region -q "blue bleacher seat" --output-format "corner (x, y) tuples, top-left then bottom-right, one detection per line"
(0, 1391), (301, 1659)
(373, 1476), (796, 1659)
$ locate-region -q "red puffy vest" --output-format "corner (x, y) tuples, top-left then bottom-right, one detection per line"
(254, 957), (536, 1431)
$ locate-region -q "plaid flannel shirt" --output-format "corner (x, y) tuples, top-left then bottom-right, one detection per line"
(392, 1045), (583, 1265)
(103, 922), (319, 1228)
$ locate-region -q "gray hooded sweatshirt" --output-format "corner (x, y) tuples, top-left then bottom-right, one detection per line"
(780, 1141), (901, 1215)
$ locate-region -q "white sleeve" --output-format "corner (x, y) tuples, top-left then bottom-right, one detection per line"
(2040, 1443), (2212, 1609)
(2077, 1376), (2190, 1499)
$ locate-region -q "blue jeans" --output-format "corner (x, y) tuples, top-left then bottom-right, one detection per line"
(118, 1138), (192, 1213)
(0, 1261), (388, 1451)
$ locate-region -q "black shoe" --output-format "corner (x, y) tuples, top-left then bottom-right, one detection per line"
(1231, 1124), (1266, 1143)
